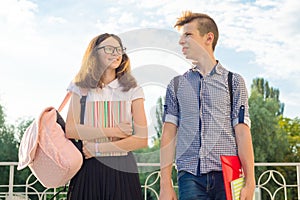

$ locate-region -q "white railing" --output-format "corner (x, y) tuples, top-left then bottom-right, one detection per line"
(0, 162), (299, 200)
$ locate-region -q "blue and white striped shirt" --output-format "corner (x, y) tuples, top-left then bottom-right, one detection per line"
(163, 62), (251, 175)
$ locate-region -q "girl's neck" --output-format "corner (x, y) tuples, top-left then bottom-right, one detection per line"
(102, 69), (116, 85)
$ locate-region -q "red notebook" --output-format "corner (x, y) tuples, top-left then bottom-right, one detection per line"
(220, 155), (243, 200)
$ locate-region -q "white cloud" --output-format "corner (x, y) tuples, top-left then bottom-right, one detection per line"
(95, 18), (120, 33)
(116, 0), (166, 9)
(119, 12), (136, 24)
(255, 0), (282, 7)
(159, 0), (300, 79)
(47, 16), (67, 24)
(0, 0), (38, 26)
(184, 0), (300, 79)
(0, 0), (40, 54)
(143, 0), (300, 81)
(108, 7), (120, 13)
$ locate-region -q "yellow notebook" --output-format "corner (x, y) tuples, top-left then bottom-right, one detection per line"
(230, 177), (245, 200)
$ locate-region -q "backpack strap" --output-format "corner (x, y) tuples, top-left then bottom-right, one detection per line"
(70, 96), (87, 161)
(228, 71), (233, 112)
(49, 185), (67, 200)
(80, 96), (87, 124)
(50, 95), (87, 200)
(74, 96), (87, 155)
(173, 75), (180, 97)
(57, 92), (72, 112)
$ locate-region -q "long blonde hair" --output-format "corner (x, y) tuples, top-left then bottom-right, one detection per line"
(74, 33), (137, 91)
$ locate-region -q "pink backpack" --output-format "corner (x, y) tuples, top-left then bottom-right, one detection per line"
(17, 92), (83, 188)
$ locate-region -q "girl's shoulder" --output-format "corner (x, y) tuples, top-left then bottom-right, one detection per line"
(67, 81), (89, 96)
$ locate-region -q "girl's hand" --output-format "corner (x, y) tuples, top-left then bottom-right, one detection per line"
(116, 121), (133, 137)
(82, 140), (95, 159)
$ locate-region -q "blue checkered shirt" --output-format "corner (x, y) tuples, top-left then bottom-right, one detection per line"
(163, 62), (251, 175)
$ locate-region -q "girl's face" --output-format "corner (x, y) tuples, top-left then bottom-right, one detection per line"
(97, 37), (123, 71)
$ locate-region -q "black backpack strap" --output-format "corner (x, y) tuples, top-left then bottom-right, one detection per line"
(49, 185), (67, 200)
(70, 96), (87, 158)
(228, 71), (245, 123)
(228, 71), (233, 112)
(173, 75), (180, 97)
(80, 96), (87, 124)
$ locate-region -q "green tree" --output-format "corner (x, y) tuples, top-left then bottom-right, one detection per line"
(278, 116), (300, 199)
(278, 116), (300, 162)
(135, 97), (165, 199)
(0, 103), (34, 193)
(249, 78), (289, 162)
(14, 118), (34, 186)
(251, 78), (284, 115)
(154, 96), (164, 140)
(0, 104), (18, 191)
(0, 104), (18, 162)
(249, 78), (293, 199)
(15, 117), (34, 143)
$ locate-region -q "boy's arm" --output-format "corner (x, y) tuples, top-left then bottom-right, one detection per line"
(159, 122), (178, 200)
(235, 123), (256, 199)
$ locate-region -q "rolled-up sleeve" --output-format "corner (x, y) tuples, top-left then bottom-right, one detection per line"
(163, 79), (179, 126)
(232, 74), (251, 128)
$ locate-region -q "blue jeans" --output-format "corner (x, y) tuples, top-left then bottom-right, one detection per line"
(178, 170), (226, 200)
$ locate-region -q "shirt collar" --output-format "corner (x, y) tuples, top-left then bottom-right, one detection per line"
(212, 61), (223, 75)
(106, 78), (120, 89)
(191, 60), (223, 76)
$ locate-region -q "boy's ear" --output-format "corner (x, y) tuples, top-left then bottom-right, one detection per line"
(206, 32), (214, 44)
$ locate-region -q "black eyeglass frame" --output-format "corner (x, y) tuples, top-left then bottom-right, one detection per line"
(96, 45), (126, 55)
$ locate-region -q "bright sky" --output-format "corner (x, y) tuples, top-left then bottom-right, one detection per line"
(1, 0), (299, 140)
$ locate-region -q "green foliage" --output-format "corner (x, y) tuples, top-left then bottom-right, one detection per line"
(249, 78), (289, 162)
(154, 96), (164, 140)
(0, 104), (17, 189)
(249, 78), (299, 199)
(251, 78), (284, 115)
(15, 117), (34, 143)
(278, 116), (300, 162)
(0, 105), (18, 162)
(0, 104), (6, 126)
(0, 104), (34, 188)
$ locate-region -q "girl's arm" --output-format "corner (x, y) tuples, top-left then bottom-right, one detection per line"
(100, 98), (148, 152)
(83, 98), (148, 155)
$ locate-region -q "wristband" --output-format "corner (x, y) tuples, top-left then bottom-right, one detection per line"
(95, 152), (101, 157)
(95, 142), (99, 156)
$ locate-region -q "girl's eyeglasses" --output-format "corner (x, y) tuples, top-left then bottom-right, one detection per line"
(96, 45), (126, 55)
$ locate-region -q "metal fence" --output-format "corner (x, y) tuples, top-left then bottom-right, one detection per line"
(0, 162), (300, 200)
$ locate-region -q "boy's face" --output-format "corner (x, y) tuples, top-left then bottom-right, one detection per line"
(178, 20), (209, 62)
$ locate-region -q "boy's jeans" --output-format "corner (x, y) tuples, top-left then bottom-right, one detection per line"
(178, 170), (226, 200)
